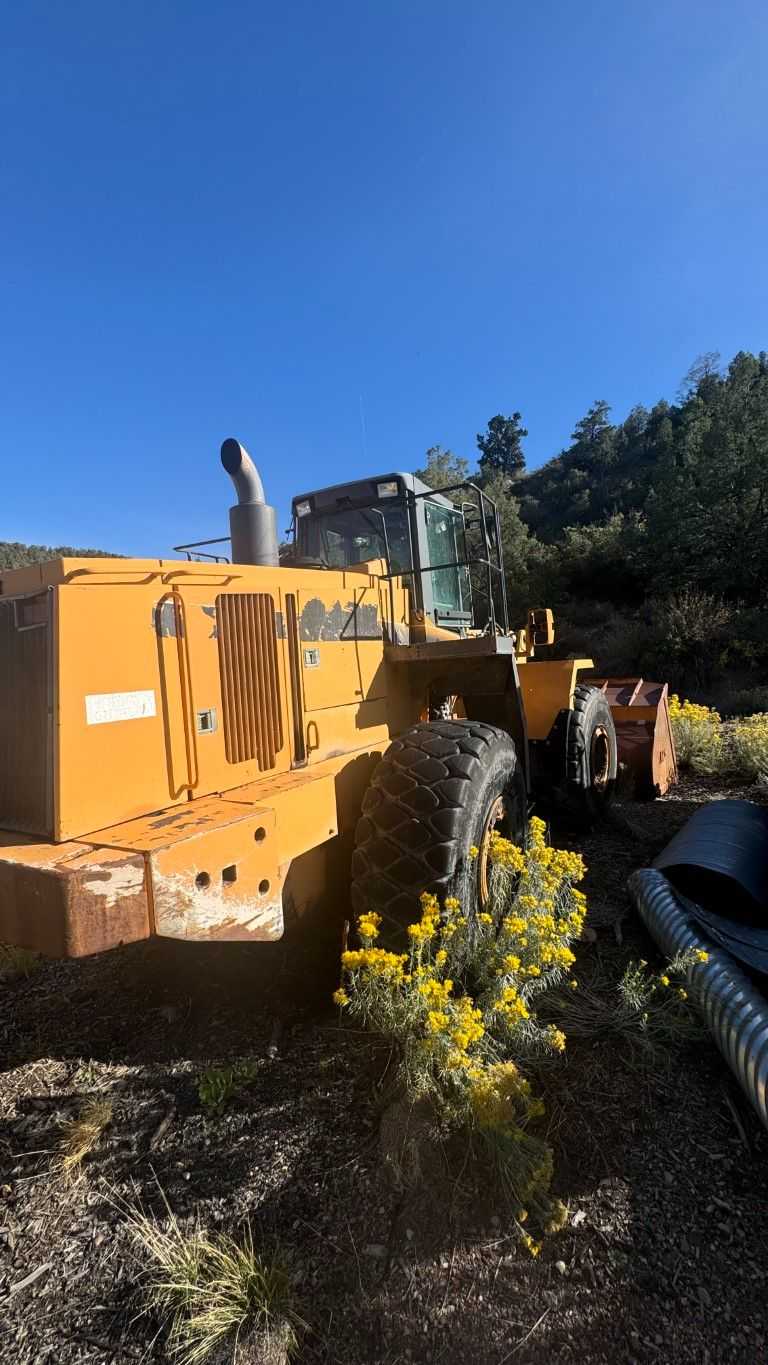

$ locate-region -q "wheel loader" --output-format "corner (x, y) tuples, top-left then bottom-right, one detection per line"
(0, 440), (676, 957)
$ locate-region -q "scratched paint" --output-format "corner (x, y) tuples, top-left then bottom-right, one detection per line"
(152, 868), (284, 942)
(200, 604), (218, 638)
(80, 862), (147, 909)
(155, 600), (184, 637)
(385, 621), (410, 645)
(299, 597), (381, 642)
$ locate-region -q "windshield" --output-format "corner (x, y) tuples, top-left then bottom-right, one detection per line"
(296, 503), (413, 574)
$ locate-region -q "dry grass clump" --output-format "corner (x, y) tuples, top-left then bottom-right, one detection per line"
(128, 1204), (304, 1365)
(57, 1098), (113, 1177)
(0, 943), (41, 982)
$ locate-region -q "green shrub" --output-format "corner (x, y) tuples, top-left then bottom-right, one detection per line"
(197, 1062), (257, 1116)
(726, 687), (768, 717)
(640, 590), (732, 691)
(0, 944), (41, 982)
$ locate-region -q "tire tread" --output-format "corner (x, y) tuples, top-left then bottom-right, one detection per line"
(351, 719), (512, 918)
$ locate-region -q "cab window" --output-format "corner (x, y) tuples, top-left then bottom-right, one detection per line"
(424, 502), (470, 615)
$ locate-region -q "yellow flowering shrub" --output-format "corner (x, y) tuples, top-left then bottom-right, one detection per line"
(610, 947), (710, 1044)
(545, 944), (710, 1055)
(335, 816), (585, 1240)
(670, 696), (768, 782)
(730, 713), (768, 783)
(668, 694), (724, 772)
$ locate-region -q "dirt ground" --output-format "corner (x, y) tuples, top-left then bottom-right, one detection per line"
(2, 775), (768, 1365)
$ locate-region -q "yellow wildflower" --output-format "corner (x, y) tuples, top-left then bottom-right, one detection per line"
(332, 987), (349, 1007)
(529, 816), (547, 847)
(341, 947), (407, 979)
(505, 915), (527, 934)
(357, 911), (381, 940)
(408, 920), (436, 944)
(418, 977), (453, 1004)
(487, 833), (525, 872)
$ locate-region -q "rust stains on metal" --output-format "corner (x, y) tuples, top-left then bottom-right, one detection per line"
(592, 677), (677, 797)
(0, 843), (150, 958)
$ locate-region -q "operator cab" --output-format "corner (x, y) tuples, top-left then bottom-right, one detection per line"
(290, 472), (507, 635)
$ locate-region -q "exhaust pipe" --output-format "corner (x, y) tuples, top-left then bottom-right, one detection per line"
(221, 438), (279, 567)
(629, 867), (768, 1130)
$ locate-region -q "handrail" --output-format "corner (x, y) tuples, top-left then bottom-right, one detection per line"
(63, 567), (162, 584)
(164, 589), (200, 794)
(173, 537), (232, 563)
(162, 569), (238, 585)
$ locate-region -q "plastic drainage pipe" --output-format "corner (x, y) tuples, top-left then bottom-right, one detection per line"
(628, 867), (768, 1131)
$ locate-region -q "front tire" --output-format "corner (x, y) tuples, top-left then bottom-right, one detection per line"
(350, 720), (526, 929)
(564, 683), (618, 827)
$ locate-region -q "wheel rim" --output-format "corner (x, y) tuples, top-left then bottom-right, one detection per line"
(591, 725), (611, 791)
(478, 795), (506, 905)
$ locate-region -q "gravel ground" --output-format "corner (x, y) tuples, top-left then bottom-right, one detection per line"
(2, 775), (768, 1365)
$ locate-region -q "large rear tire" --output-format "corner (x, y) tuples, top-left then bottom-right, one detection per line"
(564, 683), (618, 827)
(350, 720), (526, 930)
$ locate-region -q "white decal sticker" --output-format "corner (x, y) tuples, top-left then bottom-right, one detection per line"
(85, 690), (157, 725)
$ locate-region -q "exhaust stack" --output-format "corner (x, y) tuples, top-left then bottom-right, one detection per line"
(220, 438), (279, 567)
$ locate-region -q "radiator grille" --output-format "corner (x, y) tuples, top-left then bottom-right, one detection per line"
(216, 593), (284, 768)
(0, 593), (52, 835)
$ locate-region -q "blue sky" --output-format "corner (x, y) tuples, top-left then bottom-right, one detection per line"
(2, 1), (767, 555)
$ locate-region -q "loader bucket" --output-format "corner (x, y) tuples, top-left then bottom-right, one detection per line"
(591, 677), (677, 798)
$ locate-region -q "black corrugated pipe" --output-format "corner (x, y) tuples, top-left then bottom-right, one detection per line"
(220, 438), (279, 567)
(629, 867), (768, 1130)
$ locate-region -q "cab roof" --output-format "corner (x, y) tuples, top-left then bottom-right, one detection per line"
(291, 471), (452, 510)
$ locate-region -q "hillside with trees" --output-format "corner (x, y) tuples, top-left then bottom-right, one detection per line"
(0, 542), (119, 569)
(418, 350), (768, 708)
